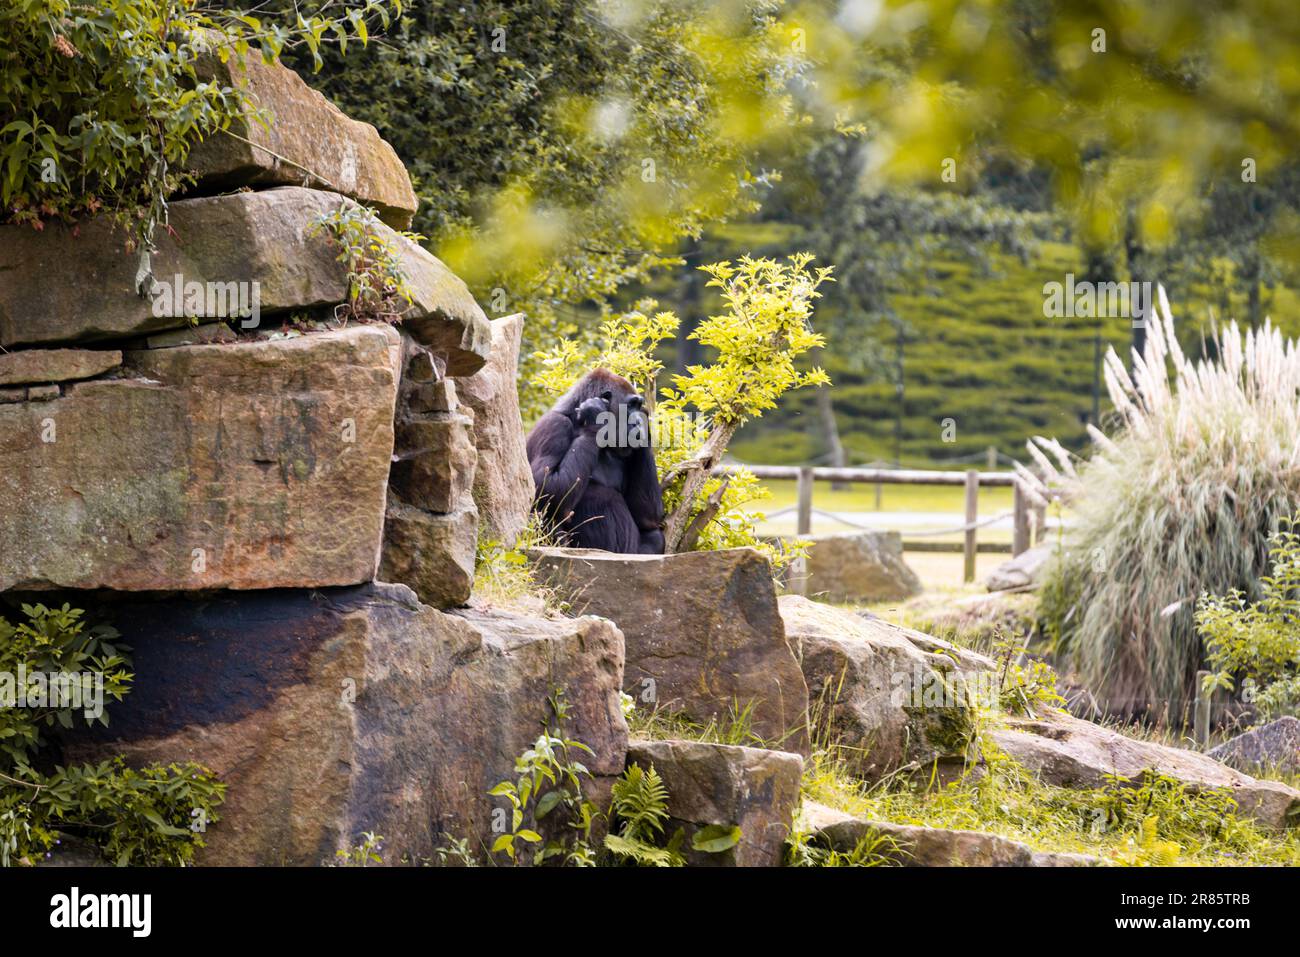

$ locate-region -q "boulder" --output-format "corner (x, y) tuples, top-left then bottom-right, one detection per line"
(1207, 717), (1300, 776)
(531, 547), (809, 752)
(186, 54), (419, 229)
(781, 596), (987, 781)
(0, 325), (400, 592)
(626, 739), (802, 866)
(0, 188), (489, 375)
(984, 544), (1051, 592)
(380, 500), (477, 609)
(456, 315), (534, 547)
(395, 232), (493, 375)
(798, 801), (1101, 867)
(389, 412), (477, 514)
(802, 530), (922, 603)
(63, 585), (628, 866)
(0, 348), (121, 386)
(991, 709), (1300, 830)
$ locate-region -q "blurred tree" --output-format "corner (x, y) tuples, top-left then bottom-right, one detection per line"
(789, 0), (1300, 288)
(737, 131), (1044, 469)
(272, 0), (805, 412)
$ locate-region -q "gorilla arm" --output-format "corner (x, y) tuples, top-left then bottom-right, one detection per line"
(623, 443), (666, 555)
(526, 406), (602, 523)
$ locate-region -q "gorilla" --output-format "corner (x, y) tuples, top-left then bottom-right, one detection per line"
(526, 368), (665, 554)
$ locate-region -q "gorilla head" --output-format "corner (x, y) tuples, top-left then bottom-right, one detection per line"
(556, 369), (649, 458)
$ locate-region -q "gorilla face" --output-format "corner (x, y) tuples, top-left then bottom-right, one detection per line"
(577, 382), (648, 458)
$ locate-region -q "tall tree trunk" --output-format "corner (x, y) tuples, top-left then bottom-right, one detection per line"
(661, 419), (739, 553)
(812, 346), (848, 489)
(1123, 217), (1147, 367)
(1246, 249), (1262, 330)
(674, 237), (704, 379)
(1083, 247), (1112, 427)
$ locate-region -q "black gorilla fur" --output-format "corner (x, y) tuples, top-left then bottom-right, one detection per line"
(526, 368), (665, 554)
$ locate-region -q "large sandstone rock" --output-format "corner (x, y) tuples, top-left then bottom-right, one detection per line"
(380, 500), (477, 609)
(186, 54), (418, 229)
(64, 586), (628, 866)
(984, 544), (1051, 592)
(378, 334), (481, 608)
(456, 314), (533, 547)
(0, 348), (121, 386)
(803, 530), (922, 603)
(0, 326), (399, 592)
(782, 596), (988, 781)
(1208, 717), (1300, 775)
(627, 739), (801, 867)
(389, 412), (477, 514)
(991, 709), (1300, 830)
(798, 801), (1100, 867)
(531, 547), (809, 752)
(0, 188), (489, 374)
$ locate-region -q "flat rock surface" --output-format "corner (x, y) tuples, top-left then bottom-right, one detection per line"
(0, 188), (489, 377)
(186, 53), (419, 229)
(0, 348), (121, 386)
(991, 709), (1300, 830)
(532, 547), (809, 752)
(0, 325), (400, 591)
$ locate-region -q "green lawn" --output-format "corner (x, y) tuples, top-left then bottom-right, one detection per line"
(741, 477), (1014, 515)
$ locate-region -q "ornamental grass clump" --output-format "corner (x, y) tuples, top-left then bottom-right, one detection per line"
(1031, 289), (1300, 719)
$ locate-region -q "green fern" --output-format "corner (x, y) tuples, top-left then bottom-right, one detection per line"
(604, 764), (685, 866)
(602, 763), (744, 865)
(611, 765), (670, 843)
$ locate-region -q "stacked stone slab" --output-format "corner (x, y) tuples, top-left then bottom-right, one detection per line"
(0, 57), (600, 866)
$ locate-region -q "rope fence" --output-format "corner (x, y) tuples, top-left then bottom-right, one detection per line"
(715, 461), (1050, 590)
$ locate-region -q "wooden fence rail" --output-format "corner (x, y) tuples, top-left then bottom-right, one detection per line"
(714, 463), (1045, 588)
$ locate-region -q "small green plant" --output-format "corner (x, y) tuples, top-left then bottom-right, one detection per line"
(1196, 518), (1300, 720)
(990, 631), (1066, 716)
(626, 698), (769, 749)
(432, 835), (479, 867)
(0, 603), (130, 764)
(488, 690), (598, 866)
(308, 203), (424, 322)
(330, 831), (385, 867)
(602, 763), (741, 866)
(1, 757), (225, 867)
(784, 823), (896, 867)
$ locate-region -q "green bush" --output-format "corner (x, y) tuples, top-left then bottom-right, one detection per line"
(1034, 294), (1300, 718)
(1, 0), (391, 256)
(1197, 519), (1300, 720)
(0, 603), (225, 866)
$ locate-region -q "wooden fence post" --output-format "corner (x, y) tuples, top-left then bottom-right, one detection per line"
(1012, 481), (1030, 556)
(1194, 670), (1212, 747)
(791, 466), (814, 595)
(963, 470), (979, 583)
